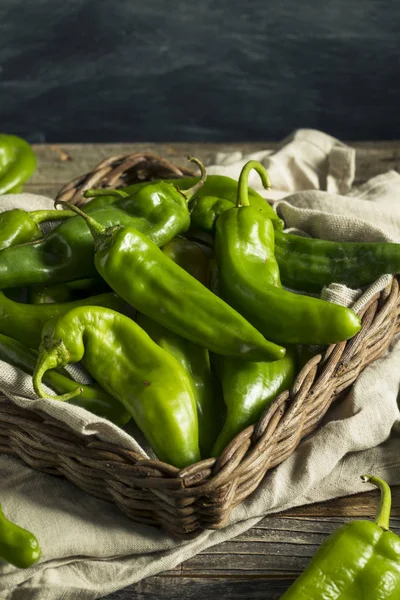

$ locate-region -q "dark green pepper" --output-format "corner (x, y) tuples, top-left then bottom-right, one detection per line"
(211, 348), (297, 457)
(281, 474), (400, 599)
(215, 161), (361, 345)
(28, 283), (74, 304)
(28, 278), (109, 304)
(0, 290), (124, 348)
(0, 158), (206, 289)
(274, 229), (400, 293)
(33, 306), (201, 468)
(0, 332), (130, 425)
(59, 203), (285, 362)
(0, 134), (36, 194)
(0, 207), (75, 251)
(0, 503), (41, 569)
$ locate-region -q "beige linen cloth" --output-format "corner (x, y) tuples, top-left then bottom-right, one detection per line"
(0, 129), (399, 600)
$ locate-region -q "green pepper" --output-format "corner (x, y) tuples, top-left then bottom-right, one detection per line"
(215, 161), (361, 345)
(33, 306), (201, 468)
(188, 189), (400, 294)
(0, 207), (75, 251)
(58, 203), (285, 362)
(0, 158), (206, 289)
(211, 348), (297, 457)
(0, 290), (124, 348)
(137, 237), (224, 458)
(0, 503), (41, 569)
(124, 174), (284, 229)
(0, 332), (130, 425)
(281, 475), (400, 599)
(274, 230), (400, 293)
(189, 195), (236, 234)
(207, 253), (297, 457)
(0, 134), (36, 195)
(90, 173), (283, 230)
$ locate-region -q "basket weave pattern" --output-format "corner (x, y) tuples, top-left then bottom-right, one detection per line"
(0, 154), (398, 539)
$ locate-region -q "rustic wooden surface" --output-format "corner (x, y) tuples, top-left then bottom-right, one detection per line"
(26, 142), (400, 600)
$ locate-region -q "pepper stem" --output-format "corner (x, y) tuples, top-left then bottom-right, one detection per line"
(236, 160), (272, 207)
(30, 208), (77, 224)
(361, 474), (392, 531)
(179, 157), (207, 201)
(33, 351), (82, 402)
(54, 200), (106, 241)
(83, 188), (128, 199)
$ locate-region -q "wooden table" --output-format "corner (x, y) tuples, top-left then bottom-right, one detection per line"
(26, 142), (400, 599)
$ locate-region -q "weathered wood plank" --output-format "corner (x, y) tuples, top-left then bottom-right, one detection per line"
(104, 575), (293, 600)
(23, 141), (400, 200)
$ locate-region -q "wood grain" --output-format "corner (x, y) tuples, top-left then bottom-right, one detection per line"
(24, 141), (400, 200)
(27, 142), (400, 600)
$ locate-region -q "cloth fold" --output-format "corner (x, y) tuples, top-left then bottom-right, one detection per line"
(0, 129), (399, 600)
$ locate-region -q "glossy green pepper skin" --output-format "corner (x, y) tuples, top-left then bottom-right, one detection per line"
(0, 158), (206, 289)
(0, 134), (37, 195)
(138, 236), (224, 458)
(0, 207), (75, 251)
(33, 306), (201, 468)
(0, 332), (130, 425)
(274, 230), (400, 293)
(215, 161), (361, 346)
(189, 195), (236, 234)
(136, 312), (222, 458)
(281, 475), (400, 599)
(62, 204), (285, 362)
(119, 174), (283, 228)
(0, 503), (41, 569)
(211, 348), (297, 457)
(187, 186), (400, 295)
(0, 290), (124, 348)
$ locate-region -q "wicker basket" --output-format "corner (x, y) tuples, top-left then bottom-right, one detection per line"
(1, 152), (399, 539)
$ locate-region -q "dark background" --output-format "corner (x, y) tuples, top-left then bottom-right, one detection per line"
(1, 0), (399, 143)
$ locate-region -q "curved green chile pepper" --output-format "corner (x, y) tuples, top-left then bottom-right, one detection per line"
(211, 348), (297, 457)
(0, 290), (124, 348)
(0, 503), (41, 569)
(137, 236), (224, 458)
(0, 332), (130, 425)
(60, 203), (285, 362)
(0, 134), (36, 195)
(0, 158), (206, 289)
(0, 207), (75, 251)
(215, 161), (361, 345)
(281, 475), (400, 599)
(136, 312), (222, 459)
(33, 306), (201, 468)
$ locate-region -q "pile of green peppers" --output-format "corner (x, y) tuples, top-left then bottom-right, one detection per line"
(1, 155), (400, 468)
(1, 152), (400, 577)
